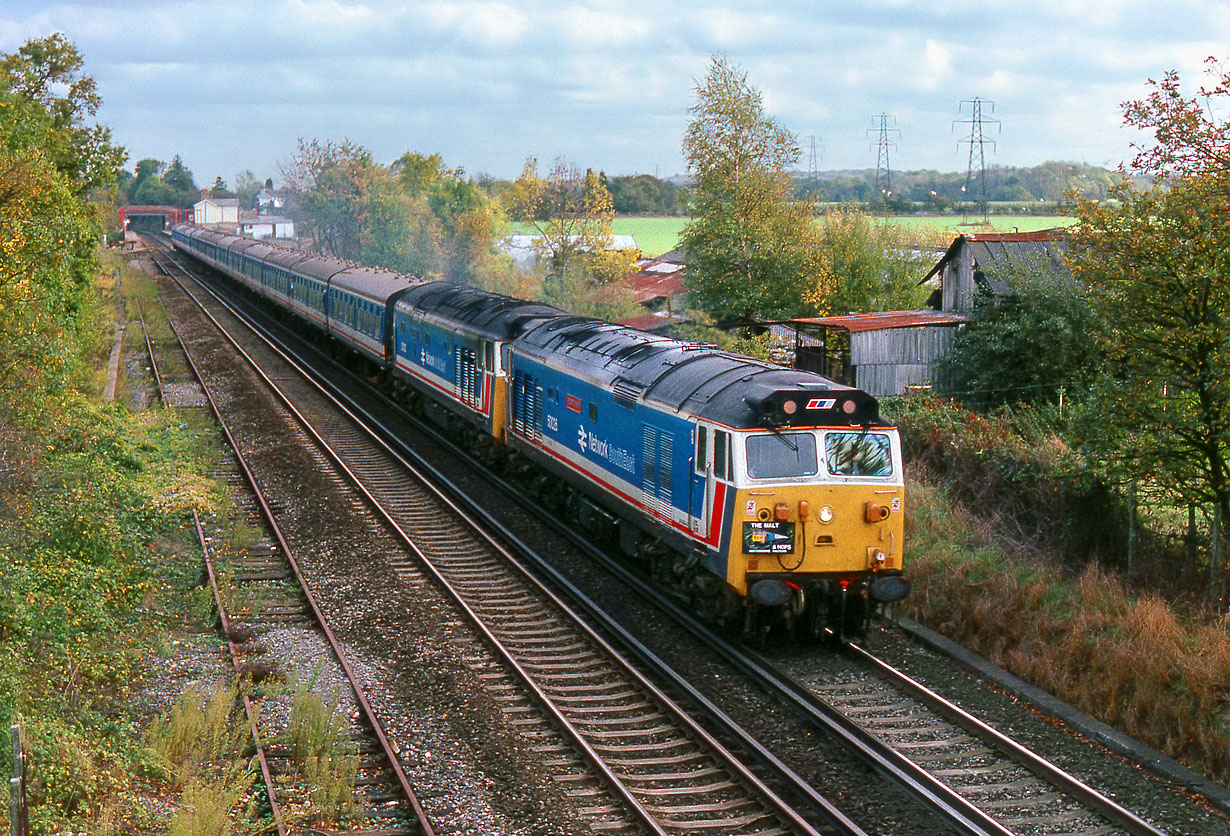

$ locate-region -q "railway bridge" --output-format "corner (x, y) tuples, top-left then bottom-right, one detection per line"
(118, 205), (190, 233)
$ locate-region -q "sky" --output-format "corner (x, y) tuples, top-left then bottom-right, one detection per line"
(4, 1), (1230, 187)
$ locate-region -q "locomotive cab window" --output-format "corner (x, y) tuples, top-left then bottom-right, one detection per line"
(695, 426), (707, 475)
(714, 429), (732, 481)
(746, 432), (818, 479)
(589, 403), (598, 422)
(824, 432), (893, 477)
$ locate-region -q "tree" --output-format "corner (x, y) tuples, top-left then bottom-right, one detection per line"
(233, 169), (260, 209)
(1068, 59), (1230, 598)
(0, 33), (124, 195)
(282, 138), (376, 258)
(162, 154), (196, 205)
(395, 151), (508, 286)
(680, 56), (825, 322)
(510, 157), (636, 318)
(937, 260), (1104, 409)
(808, 207), (931, 315)
(0, 36), (116, 422)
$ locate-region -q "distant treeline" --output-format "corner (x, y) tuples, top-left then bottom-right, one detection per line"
(598, 161), (1127, 215)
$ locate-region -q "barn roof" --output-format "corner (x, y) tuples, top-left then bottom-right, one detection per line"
(789, 310), (968, 333)
(621, 258), (686, 303)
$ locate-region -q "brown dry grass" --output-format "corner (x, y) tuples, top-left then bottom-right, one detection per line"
(904, 473), (1230, 784)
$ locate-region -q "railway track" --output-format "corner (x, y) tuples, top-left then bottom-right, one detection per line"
(143, 238), (848, 835)
(141, 288), (435, 835)
(140, 234), (1190, 836)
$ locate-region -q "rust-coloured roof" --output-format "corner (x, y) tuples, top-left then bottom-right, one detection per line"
(622, 259), (686, 303)
(616, 312), (680, 332)
(789, 310), (968, 333)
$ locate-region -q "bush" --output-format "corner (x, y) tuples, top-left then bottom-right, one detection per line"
(889, 393), (1123, 562)
(905, 478), (1230, 783)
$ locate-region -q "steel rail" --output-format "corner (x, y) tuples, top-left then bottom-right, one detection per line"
(842, 639), (1168, 836)
(191, 508), (290, 836)
(134, 302), (166, 405)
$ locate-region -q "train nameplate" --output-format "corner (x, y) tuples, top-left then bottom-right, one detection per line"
(743, 521), (796, 554)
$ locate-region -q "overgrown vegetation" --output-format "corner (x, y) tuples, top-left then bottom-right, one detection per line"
(904, 470), (1230, 784)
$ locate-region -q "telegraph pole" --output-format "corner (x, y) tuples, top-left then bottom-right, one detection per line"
(954, 97), (999, 225)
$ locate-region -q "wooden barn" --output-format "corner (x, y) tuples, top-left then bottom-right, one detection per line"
(923, 228), (1069, 312)
(784, 310), (967, 398)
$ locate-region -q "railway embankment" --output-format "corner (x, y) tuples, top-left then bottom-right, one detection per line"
(894, 394), (1230, 790)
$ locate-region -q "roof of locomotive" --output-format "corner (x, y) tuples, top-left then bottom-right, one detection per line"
(396, 281), (566, 340)
(514, 316), (882, 428)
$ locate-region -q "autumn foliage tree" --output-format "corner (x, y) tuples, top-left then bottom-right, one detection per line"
(283, 141), (511, 288)
(509, 158), (637, 319)
(0, 35), (123, 425)
(681, 56), (825, 323)
(1069, 59), (1230, 599)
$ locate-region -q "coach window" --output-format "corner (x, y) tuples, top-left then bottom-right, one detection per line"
(695, 426), (708, 475)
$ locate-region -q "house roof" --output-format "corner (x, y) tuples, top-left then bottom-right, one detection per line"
(622, 258), (686, 303)
(789, 310), (968, 333)
(922, 228), (1069, 290)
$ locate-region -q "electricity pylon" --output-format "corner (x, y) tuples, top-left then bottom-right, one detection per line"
(868, 114), (899, 209)
(954, 97), (999, 224)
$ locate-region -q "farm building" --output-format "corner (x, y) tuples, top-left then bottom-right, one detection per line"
(923, 228), (1069, 312)
(621, 257), (687, 314)
(781, 310), (968, 397)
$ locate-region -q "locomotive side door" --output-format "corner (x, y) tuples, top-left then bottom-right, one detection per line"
(690, 424), (715, 538)
(691, 424), (733, 543)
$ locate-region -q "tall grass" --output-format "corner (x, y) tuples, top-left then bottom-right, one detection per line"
(147, 684), (246, 784)
(905, 473), (1230, 783)
(284, 688), (359, 825)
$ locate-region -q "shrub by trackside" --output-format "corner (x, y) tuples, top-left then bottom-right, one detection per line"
(889, 394), (1123, 562)
(0, 395), (223, 834)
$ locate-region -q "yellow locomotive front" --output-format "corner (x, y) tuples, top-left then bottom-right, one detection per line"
(719, 423), (907, 636)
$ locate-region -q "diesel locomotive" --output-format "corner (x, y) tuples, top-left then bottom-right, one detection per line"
(171, 223), (908, 636)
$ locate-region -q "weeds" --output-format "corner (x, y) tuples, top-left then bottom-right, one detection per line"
(148, 684), (247, 784)
(283, 686), (360, 826)
(168, 763), (256, 836)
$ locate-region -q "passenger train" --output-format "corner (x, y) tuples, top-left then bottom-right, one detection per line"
(171, 223), (908, 636)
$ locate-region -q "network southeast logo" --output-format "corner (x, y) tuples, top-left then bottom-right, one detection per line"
(576, 426), (635, 473)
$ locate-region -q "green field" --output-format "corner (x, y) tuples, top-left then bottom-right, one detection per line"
(516, 214), (1076, 258)
(610, 214), (1075, 257)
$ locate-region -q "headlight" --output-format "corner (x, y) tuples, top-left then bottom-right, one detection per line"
(818, 505), (834, 523)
